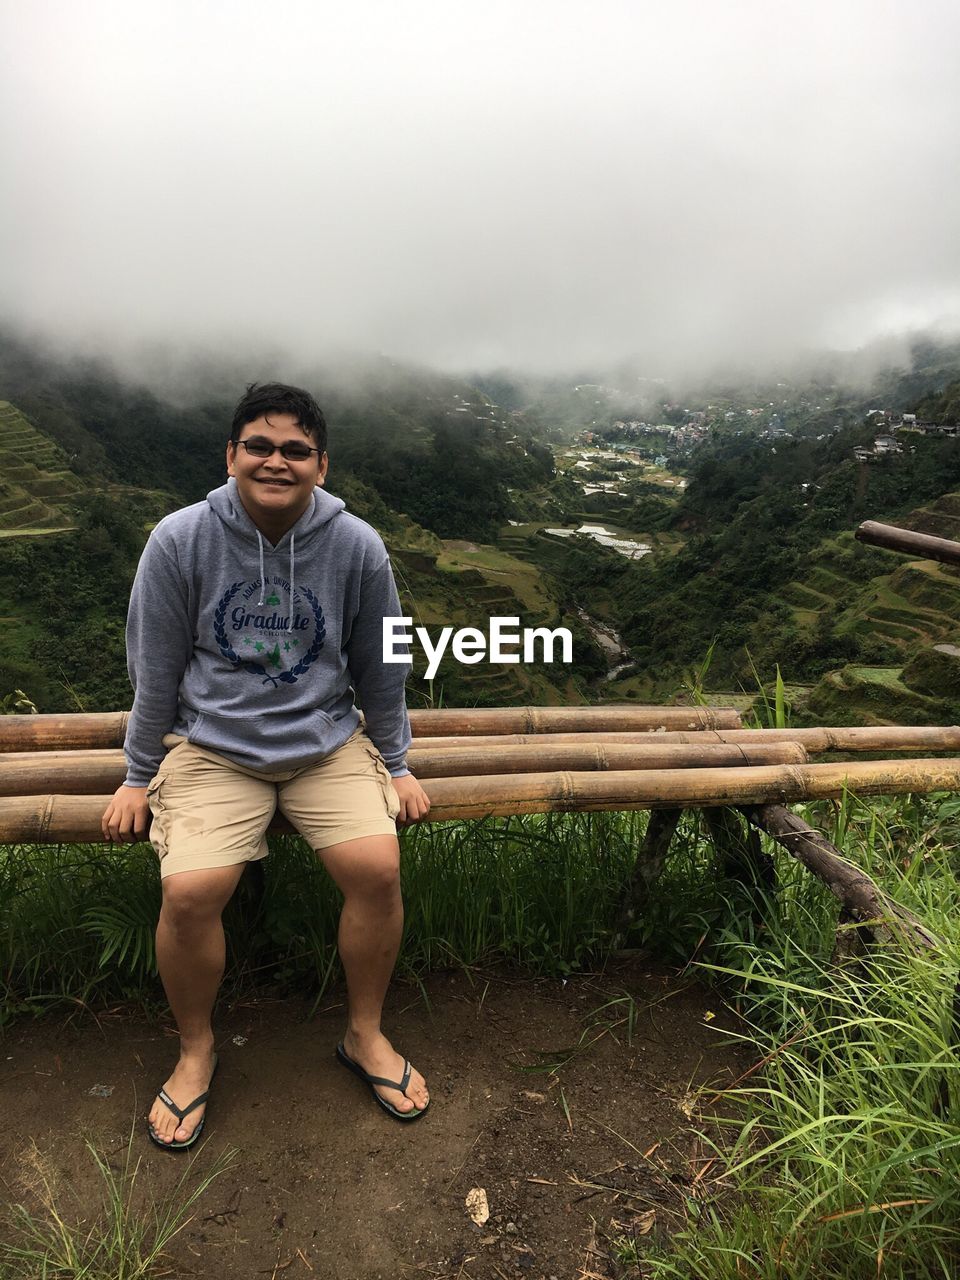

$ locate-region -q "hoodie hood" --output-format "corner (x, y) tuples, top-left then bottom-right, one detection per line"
(207, 480), (347, 630)
(207, 478), (345, 548)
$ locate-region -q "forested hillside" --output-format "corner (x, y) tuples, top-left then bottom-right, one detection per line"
(4, 328), (960, 721)
(0, 333), (583, 711)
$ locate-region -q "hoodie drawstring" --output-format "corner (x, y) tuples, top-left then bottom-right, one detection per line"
(255, 529), (296, 632)
(288, 534), (295, 633)
(256, 532), (267, 605)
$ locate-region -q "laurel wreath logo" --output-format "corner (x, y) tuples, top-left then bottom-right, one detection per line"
(214, 580), (326, 688)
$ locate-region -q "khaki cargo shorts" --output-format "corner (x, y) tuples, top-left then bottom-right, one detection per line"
(146, 729), (401, 878)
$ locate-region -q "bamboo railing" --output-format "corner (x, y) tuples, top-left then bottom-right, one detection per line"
(5, 756), (960, 844)
(2, 704), (955, 956)
(403, 726), (960, 752)
(4, 712), (960, 756)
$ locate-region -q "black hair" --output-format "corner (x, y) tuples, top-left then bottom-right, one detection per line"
(230, 382), (327, 452)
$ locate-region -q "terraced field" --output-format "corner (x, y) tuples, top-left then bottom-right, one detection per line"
(392, 541), (581, 706)
(778, 502), (960, 724)
(0, 401), (84, 533)
(804, 663), (949, 726)
(0, 402), (179, 540)
(781, 520), (960, 657)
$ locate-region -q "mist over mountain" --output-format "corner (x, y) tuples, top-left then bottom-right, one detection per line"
(3, 1), (960, 381)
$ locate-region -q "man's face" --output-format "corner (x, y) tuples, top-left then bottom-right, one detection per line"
(226, 413), (328, 536)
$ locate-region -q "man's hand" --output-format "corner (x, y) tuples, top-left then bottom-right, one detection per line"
(101, 784), (151, 843)
(392, 773), (431, 826)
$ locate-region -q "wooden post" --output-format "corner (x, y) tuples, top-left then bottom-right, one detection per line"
(743, 804), (940, 953)
(702, 806), (775, 921)
(829, 903), (873, 966)
(612, 808), (683, 947)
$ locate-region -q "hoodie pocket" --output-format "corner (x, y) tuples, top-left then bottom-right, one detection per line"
(190, 708), (341, 772)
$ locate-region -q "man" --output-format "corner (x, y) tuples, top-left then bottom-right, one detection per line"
(102, 382), (431, 1149)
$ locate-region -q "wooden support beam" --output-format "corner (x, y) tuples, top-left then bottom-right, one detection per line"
(612, 808), (683, 946)
(743, 803), (940, 952)
(703, 807), (774, 893)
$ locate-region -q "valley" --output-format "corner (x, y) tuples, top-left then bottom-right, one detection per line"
(2, 331), (960, 726)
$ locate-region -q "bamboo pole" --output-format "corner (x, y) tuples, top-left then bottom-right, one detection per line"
(0, 741), (810, 796)
(0, 713), (129, 752)
(372, 757), (960, 819)
(415, 726), (960, 752)
(5, 713), (959, 755)
(407, 706), (743, 735)
(744, 803), (940, 951)
(0, 750), (124, 795)
(855, 520), (960, 568)
(0, 706), (741, 752)
(8, 757), (960, 843)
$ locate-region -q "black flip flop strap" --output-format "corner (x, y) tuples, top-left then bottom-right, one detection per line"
(157, 1087), (210, 1122)
(363, 1060), (412, 1094)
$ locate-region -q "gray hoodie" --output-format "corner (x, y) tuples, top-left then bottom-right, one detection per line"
(122, 478), (411, 786)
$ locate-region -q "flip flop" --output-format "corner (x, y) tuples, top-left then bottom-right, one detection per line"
(148, 1054), (219, 1151)
(336, 1042), (430, 1122)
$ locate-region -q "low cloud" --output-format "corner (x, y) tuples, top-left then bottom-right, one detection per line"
(2, 0), (959, 380)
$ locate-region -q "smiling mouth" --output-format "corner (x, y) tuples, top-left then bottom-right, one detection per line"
(256, 478), (294, 486)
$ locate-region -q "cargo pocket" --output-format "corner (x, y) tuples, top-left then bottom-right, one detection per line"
(145, 773), (169, 856)
(363, 744), (402, 821)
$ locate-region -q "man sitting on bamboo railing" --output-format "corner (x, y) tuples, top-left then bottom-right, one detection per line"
(100, 383), (433, 1150)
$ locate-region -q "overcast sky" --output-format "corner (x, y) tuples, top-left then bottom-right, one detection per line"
(3, 0), (959, 379)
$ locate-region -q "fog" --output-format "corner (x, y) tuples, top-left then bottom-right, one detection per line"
(3, 0), (960, 381)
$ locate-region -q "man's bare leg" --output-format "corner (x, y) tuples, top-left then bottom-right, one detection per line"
(319, 834), (429, 1114)
(148, 863), (246, 1144)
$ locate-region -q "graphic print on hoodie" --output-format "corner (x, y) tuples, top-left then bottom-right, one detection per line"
(122, 479), (411, 787)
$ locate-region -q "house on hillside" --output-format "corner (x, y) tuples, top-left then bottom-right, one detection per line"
(854, 435), (902, 462)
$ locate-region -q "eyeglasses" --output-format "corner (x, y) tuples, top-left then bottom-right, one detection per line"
(235, 437), (323, 462)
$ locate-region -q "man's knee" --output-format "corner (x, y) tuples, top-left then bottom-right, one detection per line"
(355, 853), (401, 899)
(160, 865), (242, 928)
(323, 837), (401, 899)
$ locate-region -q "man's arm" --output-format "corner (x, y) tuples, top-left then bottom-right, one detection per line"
(102, 531), (194, 841)
(346, 557), (430, 824)
(123, 533), (194, 784)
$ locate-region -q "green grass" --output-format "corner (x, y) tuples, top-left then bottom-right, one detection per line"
(643, 791), (960, 1280)
(2, 797), (959, 1276)
(0, 1130), (235, 1279)
(0, 814), (650, 1017)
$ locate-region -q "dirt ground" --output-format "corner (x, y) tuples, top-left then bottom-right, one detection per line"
(1, 958), (748, 1279)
